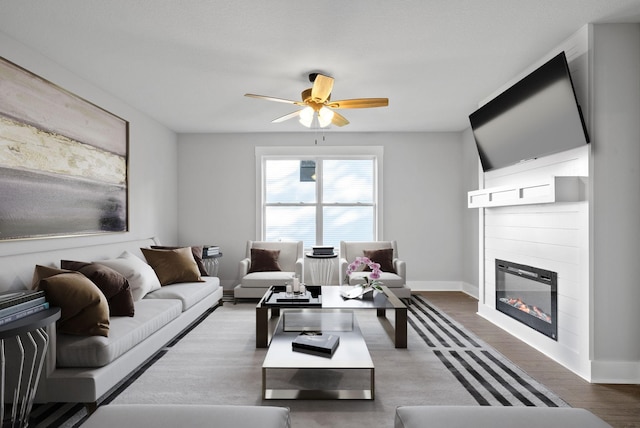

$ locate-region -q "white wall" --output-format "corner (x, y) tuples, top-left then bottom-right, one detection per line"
(177, 132), (465, 291)
(0, 31), (179, 258)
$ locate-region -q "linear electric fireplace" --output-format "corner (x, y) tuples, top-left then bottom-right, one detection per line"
(495, 259), (558, 340)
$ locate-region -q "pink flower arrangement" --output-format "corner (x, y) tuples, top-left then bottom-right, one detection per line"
(346, 256), (383, 290)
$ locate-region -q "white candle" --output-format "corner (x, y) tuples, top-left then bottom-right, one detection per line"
(293, 276), (300, 292)
(300, 284), (306, 294)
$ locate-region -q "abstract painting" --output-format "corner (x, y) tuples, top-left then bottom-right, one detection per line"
(0, 57), (128, 240)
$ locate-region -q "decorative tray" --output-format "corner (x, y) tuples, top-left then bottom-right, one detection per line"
(263, 285), (322, 306)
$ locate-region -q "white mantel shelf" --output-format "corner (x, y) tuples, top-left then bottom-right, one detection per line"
(468, 176), (587, 208)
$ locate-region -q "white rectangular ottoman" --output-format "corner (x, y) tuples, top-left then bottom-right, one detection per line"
(82, 404), (291, 428)
(394, 405), (611, 428)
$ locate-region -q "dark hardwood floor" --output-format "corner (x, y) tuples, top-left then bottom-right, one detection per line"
(418, 291), (640, 428)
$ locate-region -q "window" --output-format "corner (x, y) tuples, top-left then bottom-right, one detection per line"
(258, 147), (381, 249)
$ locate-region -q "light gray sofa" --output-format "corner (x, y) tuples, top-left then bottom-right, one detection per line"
(394, 406), (611, 428)
(82, 404), (291, 428)
(234, 240), (304, 302)
(0, 237), (222, 406)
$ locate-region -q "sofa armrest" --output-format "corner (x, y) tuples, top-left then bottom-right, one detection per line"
(394, 258), (406, 281)
(238, 257), (251, 277)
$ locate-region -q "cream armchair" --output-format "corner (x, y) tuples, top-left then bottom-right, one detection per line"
(339, 240), (411, 301)
(234, 240), (304, 302)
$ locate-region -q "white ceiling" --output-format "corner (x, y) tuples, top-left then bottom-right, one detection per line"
(1, 0), (640, 134)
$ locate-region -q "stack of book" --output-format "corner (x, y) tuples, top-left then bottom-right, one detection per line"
(292, 332), (340, 357)
(311, 246), (334, 256)
(203, 246), (220, 257)
(0, 290), (49, 327)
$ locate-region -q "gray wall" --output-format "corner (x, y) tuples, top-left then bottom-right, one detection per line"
(0, 31), (179, 257)
(461, 128), (480, 296)
(590, 23), (640, 373)
(177, 132), (465, 291)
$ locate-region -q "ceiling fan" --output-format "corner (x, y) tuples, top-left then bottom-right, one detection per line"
(244, 73), (389, 128)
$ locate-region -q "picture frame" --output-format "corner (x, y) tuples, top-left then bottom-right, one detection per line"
(0, 56), (129, 240)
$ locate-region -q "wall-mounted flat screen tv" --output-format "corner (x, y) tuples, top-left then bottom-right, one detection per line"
(469, 51), (589, 172)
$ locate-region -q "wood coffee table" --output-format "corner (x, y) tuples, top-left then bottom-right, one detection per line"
(255, 285), (407, 348)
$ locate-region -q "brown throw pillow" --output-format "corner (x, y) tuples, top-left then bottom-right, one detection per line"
(363, 248), (396, 273)
(151, 245), (209, 276)
(61, 260), (135, 317)
(32, 265), (71, 289)
(141, 247), (204, 286)
(248, 248), (282, 273)
(37, 272), (110, 337)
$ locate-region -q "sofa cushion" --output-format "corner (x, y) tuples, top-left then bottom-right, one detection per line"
(61, 260), (135, 317)
(144, 277), (219, 311)
(363, 248), (396, 273)
(96, 251), (161, 301)
(37, 271), (110, 337)
(56, 298), (182, 367)
(151, 245), (209, 276)
(141, 247), (204, 286)
(241, 271), (296, 288)
(248, 248), (282, 273)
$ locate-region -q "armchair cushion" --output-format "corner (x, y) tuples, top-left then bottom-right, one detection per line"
(248, 248), (282, 273)
(363, 248), (396, 273)
(348, 272), (406, 288)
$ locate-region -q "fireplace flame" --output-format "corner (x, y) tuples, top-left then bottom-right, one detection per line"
(499, 297), (552, 324)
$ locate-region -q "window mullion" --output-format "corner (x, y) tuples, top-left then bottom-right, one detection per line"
(315, 158), (323, 246)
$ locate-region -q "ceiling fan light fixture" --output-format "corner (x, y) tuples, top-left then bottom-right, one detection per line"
(299, 106), (315, 127)
(318, 106), (334, 127)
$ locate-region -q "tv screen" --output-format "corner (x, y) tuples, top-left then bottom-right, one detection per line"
(469, 51), (589, 172)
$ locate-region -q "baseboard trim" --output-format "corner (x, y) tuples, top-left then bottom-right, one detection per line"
(590, 360), (640, 384)
(408, 281), (478, 299)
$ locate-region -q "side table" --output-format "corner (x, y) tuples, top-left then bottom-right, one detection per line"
(203, 252), (223, 277)
(1, 307), (60, 427)
(305, 253), (337, 285)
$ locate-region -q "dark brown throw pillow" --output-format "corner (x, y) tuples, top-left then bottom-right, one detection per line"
(37, 272), (110, 337)
(248, 248), (282, 273)
(61, 260), (135, 317)
(151, 245), (209, 276)
(363, 248), (396, 273)
(141, 247), (204, 286)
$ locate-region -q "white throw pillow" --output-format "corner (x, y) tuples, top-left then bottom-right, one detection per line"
(96, 251), (161, 301)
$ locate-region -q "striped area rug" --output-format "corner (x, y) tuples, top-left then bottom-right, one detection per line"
(409, 294), (567, 407)
(28, 296), (566, 427)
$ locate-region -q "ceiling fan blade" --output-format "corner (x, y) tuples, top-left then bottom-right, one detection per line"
(271, 110), (302, 123)
(311, 74), (334, 103)
(245, 93), (305, 106)
(331, 111), (350, 127)
(327, 98), (389, 109)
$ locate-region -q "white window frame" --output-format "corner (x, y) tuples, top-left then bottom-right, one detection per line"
(255, 146), (383, 247)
